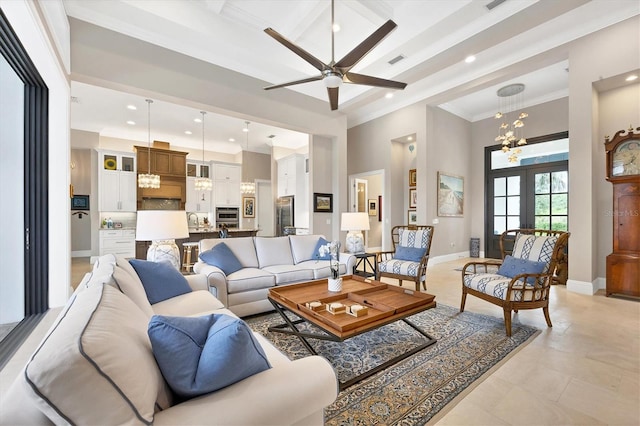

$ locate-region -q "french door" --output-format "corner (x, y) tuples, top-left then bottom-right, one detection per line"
(486, 162), (568, 258)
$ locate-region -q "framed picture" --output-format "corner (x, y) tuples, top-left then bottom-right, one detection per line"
(408, 210), (418, 225)
(378, 195), (382, 222)
(242, 196), (255, 218)
(409, 168), (417, 187)
(437, 172), (464, 217)
(409, 188), (417, 208)
(313, 192), (333, 212)
(368, 199), (377, 216)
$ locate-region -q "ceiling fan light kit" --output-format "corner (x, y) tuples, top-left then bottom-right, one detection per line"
(263, 0), (407, 110)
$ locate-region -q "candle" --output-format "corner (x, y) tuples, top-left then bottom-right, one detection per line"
(309, 301), (321, 308)
(351, 304), (363, 312)
(329, 302), (343, 309)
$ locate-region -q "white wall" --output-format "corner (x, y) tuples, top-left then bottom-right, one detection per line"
(0, 54), (25, 323)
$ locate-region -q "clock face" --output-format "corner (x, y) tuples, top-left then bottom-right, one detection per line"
(612, 138), (640, 176)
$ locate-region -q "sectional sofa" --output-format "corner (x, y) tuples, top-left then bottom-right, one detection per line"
(0, 254), (338, 425)
(193, 235), (357, 317)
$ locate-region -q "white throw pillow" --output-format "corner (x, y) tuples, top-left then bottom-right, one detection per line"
(255, 237), (294, 268)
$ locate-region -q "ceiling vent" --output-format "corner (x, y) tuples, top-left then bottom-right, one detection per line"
(267, 134), (276, 138)
(388, 54), (406, 65)
(70, 96), (81, 104)
(486, 0), (507, 11)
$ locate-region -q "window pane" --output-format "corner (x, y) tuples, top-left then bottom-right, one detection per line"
(187, 164), (197, 177)
(494, 197), (506, 215)
(122, 157), (134, 172)
(551, 216), (568, 231)
(494, 177), (506, 196)
(507, 196), (520, 215)
(104, 155), (117, 170)
(494, 217), (506, 235)
(201, 165), (210, 178)
(552, 171), (568, 193)
(491, 138), (569, 169)
(535, 173), (550, 194)
(535, 216), (550, 229)
(507, 176), (520, 195)
(535, 194), (550, 215)
(551, 194), (568, 215)
(507, 216), (520, 230)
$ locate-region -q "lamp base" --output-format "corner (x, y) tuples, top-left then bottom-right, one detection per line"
(147, 239), (180, 270)
(345, 231), (364, 253)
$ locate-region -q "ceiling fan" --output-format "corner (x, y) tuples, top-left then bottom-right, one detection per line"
(263, 0), (407, 111)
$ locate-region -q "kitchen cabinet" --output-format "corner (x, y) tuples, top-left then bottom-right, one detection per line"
(135, 146), (188, 177)
(98, 150), (137, 212)
(99, 229), (136, 257)
(277, 154), (309, 228)
(186, 177), (213, 212)
(187, 161), (211, 178)
(213, 163), (241, 206)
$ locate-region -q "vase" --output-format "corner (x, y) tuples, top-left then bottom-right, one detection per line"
(328, 277), (343, 292)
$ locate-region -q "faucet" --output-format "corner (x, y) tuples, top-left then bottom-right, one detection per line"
(187, 212), (199, 230)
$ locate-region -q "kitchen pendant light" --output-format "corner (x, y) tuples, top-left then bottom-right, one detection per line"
(194, 111), (213, 191)
(241, 121), (255, 194)
(138, 99), (160, 189)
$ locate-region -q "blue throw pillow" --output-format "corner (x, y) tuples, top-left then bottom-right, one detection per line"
(199, 243), (243, 275)
(129, 259), (192, 304)
(314, 237), (331, 260)
(395, 246), (426, 262)
(148, 314), (271, 399)
(497, 255), (547, 284)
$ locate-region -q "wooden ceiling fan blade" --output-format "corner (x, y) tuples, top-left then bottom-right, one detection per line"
(327, 87), (339, 111)
(264, 28), (329, 72)
(344, 72), (407, 89)
(264, 75), (324, 90)
(334, 20), (397, 70)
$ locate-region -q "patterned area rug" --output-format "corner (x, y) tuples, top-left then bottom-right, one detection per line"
(245, 304), (538, 425)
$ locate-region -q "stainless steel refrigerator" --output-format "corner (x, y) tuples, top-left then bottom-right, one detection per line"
(276, 196), (294, 236)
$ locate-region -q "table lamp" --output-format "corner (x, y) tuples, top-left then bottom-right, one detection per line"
(341, 212), (370, 253)
(136, 210), (189, 269)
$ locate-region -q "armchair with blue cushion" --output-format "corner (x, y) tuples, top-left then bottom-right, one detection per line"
(376, 225), (434, 291)
(460, 228), (570, 336)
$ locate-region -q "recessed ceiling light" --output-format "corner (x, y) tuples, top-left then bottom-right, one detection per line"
(184, 130), (192, 135)
(194, 118), (202, 123)
(242, 127), (249, 132)
(465, 55), (476, 63)
(407, 136), (413, 141)
(126, 104), (137, 110)
(626, 74), (638, 82)
(229, 138), (235, 142)
(332, 23), (340, 32)
(126, 120), (135, 125)
(385, 92), (393, 99)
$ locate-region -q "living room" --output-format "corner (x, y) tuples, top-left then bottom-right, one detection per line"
(1, 0), (639, 424)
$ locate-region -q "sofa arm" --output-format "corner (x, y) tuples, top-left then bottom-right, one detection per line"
(192, 261), (229, 307)
(183, 274), (209, 292)
(153, 356), (338, 426)
(339, 252), (356, 275)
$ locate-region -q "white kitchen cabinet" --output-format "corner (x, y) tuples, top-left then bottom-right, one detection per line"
(213, 163), (241, 206)
(185, 176), (213, 212)
(98, 150), (137, 212)
(99, 229), (136, 257)
(277, 154), (308, 228)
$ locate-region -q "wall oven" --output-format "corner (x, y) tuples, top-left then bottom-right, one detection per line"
(216, 207), (239, 228)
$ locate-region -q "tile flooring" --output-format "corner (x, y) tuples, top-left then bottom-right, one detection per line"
(1, 256), (639, 425)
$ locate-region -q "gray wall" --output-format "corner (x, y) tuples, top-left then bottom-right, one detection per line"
(241, 151), (271, 182)
(70, 148), (94, 254)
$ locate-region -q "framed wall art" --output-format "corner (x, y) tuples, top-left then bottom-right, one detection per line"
(368, 199), (377, 216)
(409, 168), (417, 187)
(407, 210), (418, 225)
(242, 196), (255, 218)
(409, 188), (417, 208)
(313, 192), (333, 212)
(437, 172), (464, 217)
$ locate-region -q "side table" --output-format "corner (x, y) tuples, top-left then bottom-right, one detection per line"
(352, 252), (377, 278)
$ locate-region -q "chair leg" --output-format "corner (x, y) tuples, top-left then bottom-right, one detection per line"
(422, 280), (426, 291)
(460, 288), (467, 312)
(414, 280), (420, 292)
(543, 306), (553, 328)
(398, 279), (403, 287)
(503, 307), (512, 337)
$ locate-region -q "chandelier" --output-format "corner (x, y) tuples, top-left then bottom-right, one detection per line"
(241, 121), (255, 194)
(194, 111), (213, 191)
(494, 83), (528, 163)
(138, 99), (160, 189)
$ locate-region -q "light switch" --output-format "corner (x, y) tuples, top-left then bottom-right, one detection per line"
(326, 218), (331, 225)
(432, 218), (439, 224)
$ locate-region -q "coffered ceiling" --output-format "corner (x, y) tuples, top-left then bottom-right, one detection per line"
(64, 0), (640, 154)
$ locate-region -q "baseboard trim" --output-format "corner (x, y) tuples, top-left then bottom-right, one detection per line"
(594, 277), (606, 292)
(430, 251), (475, 265)
(566, 279), (597, 295)
(71, 250), (91, 258)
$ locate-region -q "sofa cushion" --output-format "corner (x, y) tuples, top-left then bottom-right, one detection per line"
(129, 259), (192, 304)
(463, 273), (541, 301)
(199, 242), (243, 275)
(262, 265), (315, 285)
(200, 237), (259, 268)
(148, 314), (271, 398)
(395, 246), (426, 262)
(497, 255), (546, 284)
(296, 260), (347, 279)
(151, 290), (225, 317)
(76, 254), (117, 292)
(112, 266), (155, 318)
(23, 284), (171, 425)
(255, 237), (294, 268)
(512, 234), (558, 273)
(226, 268), (276, 294)
(289, 235), (327, 263)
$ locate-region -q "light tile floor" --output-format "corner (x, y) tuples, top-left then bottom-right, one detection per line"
(2, 257), (639, 425)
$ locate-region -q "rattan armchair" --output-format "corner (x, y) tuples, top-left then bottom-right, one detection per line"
(376, 225), (434, 291)
(460, 228), (570, 336)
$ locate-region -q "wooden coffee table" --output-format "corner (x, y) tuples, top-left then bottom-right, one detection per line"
(267, 275), (437, 390)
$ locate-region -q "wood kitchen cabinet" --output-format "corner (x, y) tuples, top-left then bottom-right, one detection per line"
(135, 145), (188, 177)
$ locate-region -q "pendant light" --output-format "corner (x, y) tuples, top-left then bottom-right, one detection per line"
(494, 83), (529, 164)
(194, 111), (213, 191)
(241, 121), (255, 194)
(138, 99), (160, 188)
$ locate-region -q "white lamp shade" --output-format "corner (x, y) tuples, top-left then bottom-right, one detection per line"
(136, 210), (190, 241)
(341, 212), (370, 231)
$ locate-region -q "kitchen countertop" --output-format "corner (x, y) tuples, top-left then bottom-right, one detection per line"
(188, 228), (258, 234)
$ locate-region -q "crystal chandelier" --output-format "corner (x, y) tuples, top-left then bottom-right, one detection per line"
(194, 111), (213, 191)
(494, 83), (528, 163)
(240, 121), (255, 194)
(138, 99), (160, 189)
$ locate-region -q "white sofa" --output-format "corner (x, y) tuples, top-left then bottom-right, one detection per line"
(194, 235), (357, 317)
(0, 255), (338, 426)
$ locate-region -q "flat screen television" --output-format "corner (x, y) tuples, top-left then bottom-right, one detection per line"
(71, 194), (90, 210)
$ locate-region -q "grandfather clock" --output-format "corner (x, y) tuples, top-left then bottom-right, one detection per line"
(604, 127), (640, 297)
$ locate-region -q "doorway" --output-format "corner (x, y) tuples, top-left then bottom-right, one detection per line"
(349, 171), (385, 251)
(256, 180), (274, 236)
